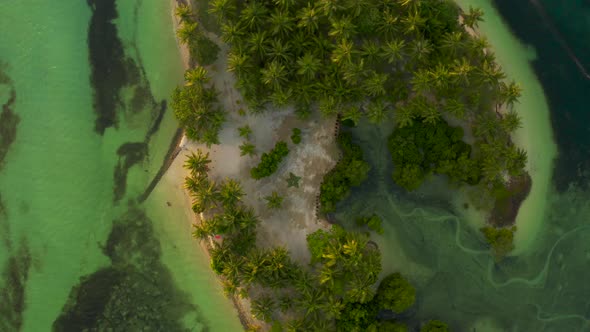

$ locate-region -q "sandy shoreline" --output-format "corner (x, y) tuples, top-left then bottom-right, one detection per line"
(455, 0), (557, 254)
(167, 0), (339, 329)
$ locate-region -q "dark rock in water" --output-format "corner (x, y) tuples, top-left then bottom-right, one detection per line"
(0, 242), (32, 332)
(113, 142), (148, 203)
(0, 86), (19, 169)
(53, 207), (208, 331)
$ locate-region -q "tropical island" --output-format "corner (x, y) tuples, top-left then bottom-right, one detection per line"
(169, 0), (531, 330)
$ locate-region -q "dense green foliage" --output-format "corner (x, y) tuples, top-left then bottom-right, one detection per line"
(388, 117), (480, 190)
(375, 272), (416, 313)
(291, 127), (302, 144)
(320, 132), (370, 213)
(420, 320), (450, 332)
(357, 214), (384, 234)
(171, 66), (225, 146)
(185, 148), (429, 331)
(481, 226), (516, 261)
(250, 141), (290, 179)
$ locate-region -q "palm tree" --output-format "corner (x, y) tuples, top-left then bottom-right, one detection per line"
(184, 150), (211, 175)
(507, 147), (527, 175)
(294, 269), (315, 293)
(401, 9), (426, 36)
(363, 71), (388, 97)
(184, 174), (208, 194)
(341, 60), (365, 85)
(273, 0), (296, 10)
(328, 16), (356, 39)
(208, 0), (237, 22)
(264, 191), (284, 209)
(297, 3), (321, 33)
(341, 105), (362, 125)
(296, 52), (321, 80)
(191, 180), (220, 213)
(421, 102), (441, 124)
(366, 99), (388, 124)
(269, 39), (292, 63)
(377, 9), (399, 38)
(267, 247), (291, 282)
(395, 104), (414, 128)
(346, 274), (375, 303)
(498, 81), (522, 107)
(319, 95), (339, 117)
(238, 125), (252, 139)
(270, 87), (293, 107)
(184, 66), (210, 86)
(501, 110), (522, 132)
(478, 60), (506, 86)
(251, 296), (275, 322)
(175, 4), (193, 22)
(239, 141), (256, 157)
(261, 60), (288, 89)
(219, 178), (244, 208)
(451, 57), (473, 85)
(463, 6), (484, 29)
(227, 48), (251, 75)
(398, 0), (421, 12)
(317, 0), (345, 18)
(430, 63), (451, 93)
(331, 39), (354, 64)
(176, 21), (198, 45)
(240, 1), (268, 31)
(269, 9), (294, 37)
(444, 98), (465, 119)
(296, 288), (324, 319)
(221, 21), (243, 44)
(410, 69), (431, 95)
(381, 39), (406, 64)
(321, 295), (345, 320)
(237, 205), (259, 230)
(222, 254), (244, 283)
(346, 0), (371, 17)
(360, 40), (381, 64)
(474, 113), (500, 140)
(286, 318), (305, 332)
(243, 249), (267, 284)
(409, 38), (432, 64)
(468, 35), (489, 56)
(248, 31), (270, 59)
(441, 31), (465, 57)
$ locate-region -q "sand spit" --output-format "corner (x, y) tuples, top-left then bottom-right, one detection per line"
(455, 0), (557, 254)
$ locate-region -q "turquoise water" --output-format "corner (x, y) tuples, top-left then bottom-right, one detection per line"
(0, 0), (241, 330)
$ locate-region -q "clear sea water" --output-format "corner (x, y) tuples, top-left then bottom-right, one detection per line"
(0, 0), (241, 330)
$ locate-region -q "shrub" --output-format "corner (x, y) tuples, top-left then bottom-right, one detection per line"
(290, 128), (302, 144)
(319, 132), (370, 213)
(375, 273), (416, 313)
(356, 214), (384, 234)
(251, 141), (289, 179)
(481, 226), (516, 261)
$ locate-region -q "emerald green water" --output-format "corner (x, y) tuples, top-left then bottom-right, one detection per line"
(0, 0), (241, 330)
